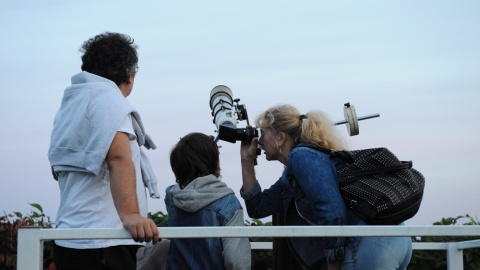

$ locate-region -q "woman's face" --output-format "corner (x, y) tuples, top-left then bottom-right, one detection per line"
(258, 127), (280, 161)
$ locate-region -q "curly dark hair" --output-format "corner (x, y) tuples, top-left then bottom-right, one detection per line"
(80, 32), (138, 86)
(170, 133), (220, 189)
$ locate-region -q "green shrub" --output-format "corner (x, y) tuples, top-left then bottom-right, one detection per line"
(148, 211), (169, 227)
(246, 219), (273, 270)
(0, 203), (54, 270)
(407, 214), (480, 270)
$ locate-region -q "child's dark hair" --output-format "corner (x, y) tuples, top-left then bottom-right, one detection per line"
(170, 133), (220, 188)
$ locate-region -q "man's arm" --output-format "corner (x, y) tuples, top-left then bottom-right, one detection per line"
(107, 131), (159, 244)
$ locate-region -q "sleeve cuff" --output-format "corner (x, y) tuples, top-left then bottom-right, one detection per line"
(240, 181), (261, 200)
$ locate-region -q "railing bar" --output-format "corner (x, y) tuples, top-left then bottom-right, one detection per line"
(456, 239), (480, 250)
(250, 242), (273, 249)
(411, 242), (449, 250)
(32, 226), (480, 240)
(249, 242), (452, 250)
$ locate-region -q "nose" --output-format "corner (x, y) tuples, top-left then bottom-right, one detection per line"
(258, 140), (265, 150)
(258, 136), (263, 145)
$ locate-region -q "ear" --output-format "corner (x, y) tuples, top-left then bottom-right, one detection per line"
(126, 75), (134, 85)
(278, 132), (286, 144)
(118, 76), (135, 97)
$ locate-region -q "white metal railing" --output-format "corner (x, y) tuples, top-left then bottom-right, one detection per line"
(17, 225), (480, 270)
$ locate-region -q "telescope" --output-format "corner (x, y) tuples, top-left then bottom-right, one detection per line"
(209, 85), (381, 143)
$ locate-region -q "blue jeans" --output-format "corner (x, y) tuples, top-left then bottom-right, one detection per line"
(342, 236), (412, 270)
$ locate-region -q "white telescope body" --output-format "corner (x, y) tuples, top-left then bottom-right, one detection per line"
(210, 85), (238, 129)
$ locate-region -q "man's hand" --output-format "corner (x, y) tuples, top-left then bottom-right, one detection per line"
(122, 213), (160, 244)
(107, 132), (160, 244)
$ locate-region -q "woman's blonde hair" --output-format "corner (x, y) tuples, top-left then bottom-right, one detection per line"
(255, 104), (345, 150)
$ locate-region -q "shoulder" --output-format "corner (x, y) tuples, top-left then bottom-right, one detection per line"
(212, 194), (243, 218)
(289, 144), (331, 160)
(287, 145), (338, 175)
(164, 185), (177, 200)
(165, 184), (174, 192)
(215, 193), (242, 207)
(71, 72), (132, 113)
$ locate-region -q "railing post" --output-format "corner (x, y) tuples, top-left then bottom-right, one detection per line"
(17, 227), (43, 270)
(446, 242), (463, 270)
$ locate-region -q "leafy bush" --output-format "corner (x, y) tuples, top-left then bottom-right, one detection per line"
(407, 214), (480, 270)
(246, 219), (273, 270)
(0, 203), (54, 270)
(148, 211), (169, 227)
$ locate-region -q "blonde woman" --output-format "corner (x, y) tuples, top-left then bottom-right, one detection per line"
(240, 104), (412, 270)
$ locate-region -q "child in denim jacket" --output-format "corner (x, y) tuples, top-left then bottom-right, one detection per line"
(165, 132), (251, 270)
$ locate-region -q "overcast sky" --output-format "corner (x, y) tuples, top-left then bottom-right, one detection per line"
(1, 1), (479, 226)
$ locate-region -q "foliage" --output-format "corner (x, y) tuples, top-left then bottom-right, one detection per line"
(245, 219), (273, 270)
(0, 203), (54, 270)
(407, 214), (480, 270)
(148, 211), (169, 227)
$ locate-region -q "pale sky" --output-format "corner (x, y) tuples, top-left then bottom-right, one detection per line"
(1, 1), (479, 226)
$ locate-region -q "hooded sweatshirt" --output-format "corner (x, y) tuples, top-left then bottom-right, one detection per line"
(48, 71), (160, 198)
(165, 174), (251, 270)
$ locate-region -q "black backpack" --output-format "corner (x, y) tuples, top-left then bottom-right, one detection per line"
(296, 144), (425, 225)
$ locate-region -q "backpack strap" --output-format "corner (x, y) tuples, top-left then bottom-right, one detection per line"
(295, 143), (354, 163)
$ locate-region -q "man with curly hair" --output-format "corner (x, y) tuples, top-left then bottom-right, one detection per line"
(48, 32), (160, 270)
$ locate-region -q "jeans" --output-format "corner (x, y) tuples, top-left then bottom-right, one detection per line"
(342, 236), (412, 270)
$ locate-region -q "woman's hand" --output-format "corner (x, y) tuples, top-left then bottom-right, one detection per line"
(240, 127), (259, 163)
(240, 126), (259, 193)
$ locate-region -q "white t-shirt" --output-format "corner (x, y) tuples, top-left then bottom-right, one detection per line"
(55, 114), (148, 248)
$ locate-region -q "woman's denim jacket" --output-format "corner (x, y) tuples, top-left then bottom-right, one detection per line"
(241, 144), (361, 267)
